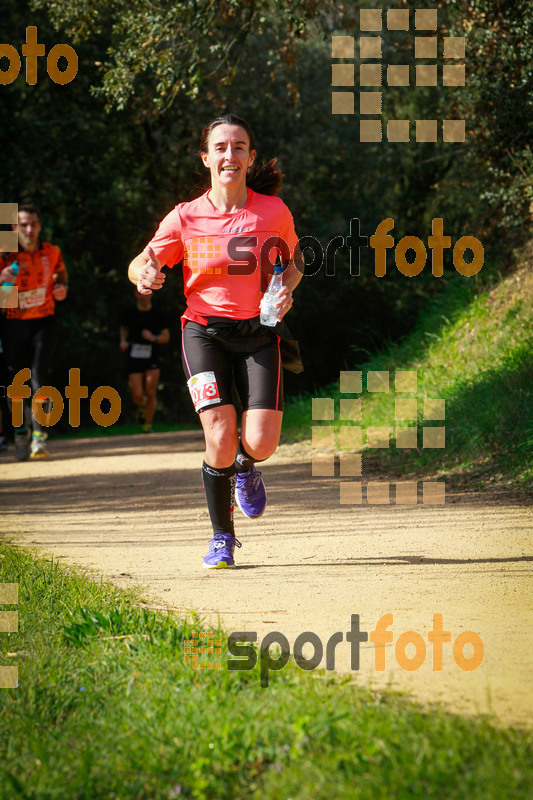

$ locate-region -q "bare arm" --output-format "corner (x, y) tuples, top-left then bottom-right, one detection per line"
(276, 243), (304, 321)
(283, 243), (304, 293)
(119, 325), (129, 352)
(52, 261), (69, 301)
(142, 327), (170, 345)
(55, 266), (68, 284)
(157, 328), (170, 345)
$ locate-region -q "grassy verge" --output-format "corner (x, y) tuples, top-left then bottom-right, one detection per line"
(282, 263), (533, 488)
(1, 543), (532, 800)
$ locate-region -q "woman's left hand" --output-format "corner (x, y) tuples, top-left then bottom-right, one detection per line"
(275, 286), (294, 320)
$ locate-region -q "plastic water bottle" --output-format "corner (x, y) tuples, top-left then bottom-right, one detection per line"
(260, 265), (285, 327)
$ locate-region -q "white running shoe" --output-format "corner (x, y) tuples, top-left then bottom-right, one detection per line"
(31, 433), (50, 459)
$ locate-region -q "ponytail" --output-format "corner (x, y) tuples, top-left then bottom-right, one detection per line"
(246, 157), (283, 196)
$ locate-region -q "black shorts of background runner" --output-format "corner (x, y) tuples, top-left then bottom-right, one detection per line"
(182, 319), (283, 413)
(126, 356), (161, 375)
(1, 316), (58, 432)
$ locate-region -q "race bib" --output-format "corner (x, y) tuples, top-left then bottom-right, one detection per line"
(18, 287), (46, 309)
(130, 343), (152, 359)
(187, 371), (220, 412)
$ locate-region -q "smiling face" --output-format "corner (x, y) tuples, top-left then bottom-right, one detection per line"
(200, 123), (256, 191)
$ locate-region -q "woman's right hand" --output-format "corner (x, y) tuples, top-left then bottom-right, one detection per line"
(137, 246), (165, 295)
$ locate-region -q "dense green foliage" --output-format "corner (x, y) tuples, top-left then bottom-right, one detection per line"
(1, 542), (533, 799)
(1, 0), (531, 427)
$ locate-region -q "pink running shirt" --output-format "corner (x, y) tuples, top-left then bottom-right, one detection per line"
(146, 188), (299, 325)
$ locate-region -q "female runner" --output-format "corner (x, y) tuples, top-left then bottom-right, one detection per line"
(128, 114), (303, 568)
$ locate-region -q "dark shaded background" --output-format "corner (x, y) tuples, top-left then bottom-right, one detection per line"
(1, 0), (531, 428)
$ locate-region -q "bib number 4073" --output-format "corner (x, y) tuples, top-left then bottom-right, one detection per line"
(187, 371), (220, 412)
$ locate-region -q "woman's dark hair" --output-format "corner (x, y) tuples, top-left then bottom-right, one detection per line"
(200, 113), (283, 196)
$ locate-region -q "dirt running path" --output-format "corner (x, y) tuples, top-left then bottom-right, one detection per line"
(2, 432), (532, 728)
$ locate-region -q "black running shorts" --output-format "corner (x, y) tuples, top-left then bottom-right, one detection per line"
(127, 357), (160, 375)
(181, 320), (283, 414)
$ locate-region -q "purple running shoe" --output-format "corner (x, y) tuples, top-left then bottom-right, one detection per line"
(235, 465), (267, 519)
(203, 533), (242, 569)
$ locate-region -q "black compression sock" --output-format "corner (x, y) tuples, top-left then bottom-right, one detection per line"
(202, 462), (236, 535)
(234, 441), (257, 474)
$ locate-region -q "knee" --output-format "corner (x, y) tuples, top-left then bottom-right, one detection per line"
(130, 389), (144, 405)
(242, 430), (279, 461)
(208, 429), (239, 463)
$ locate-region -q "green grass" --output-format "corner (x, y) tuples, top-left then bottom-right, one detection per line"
(282, 265), (533, 487)
(1, 543), (532, 799)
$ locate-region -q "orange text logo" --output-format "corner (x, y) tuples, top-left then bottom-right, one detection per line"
(0, 27), (78, 86)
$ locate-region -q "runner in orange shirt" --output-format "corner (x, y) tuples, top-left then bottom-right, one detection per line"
(128, 114), (304, 569)
(0, 205), (68, 460)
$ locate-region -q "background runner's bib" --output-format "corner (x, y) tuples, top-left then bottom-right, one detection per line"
(130, 343), (153, 359)
(18, 287), (47, 309)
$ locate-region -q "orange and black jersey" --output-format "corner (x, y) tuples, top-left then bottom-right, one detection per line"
(0, 241), (65, 320)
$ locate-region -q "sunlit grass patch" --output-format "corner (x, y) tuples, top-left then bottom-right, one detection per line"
(1, 543), (532, 799)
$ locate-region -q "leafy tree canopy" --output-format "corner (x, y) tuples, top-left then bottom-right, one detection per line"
(31, 0), (329, 113)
